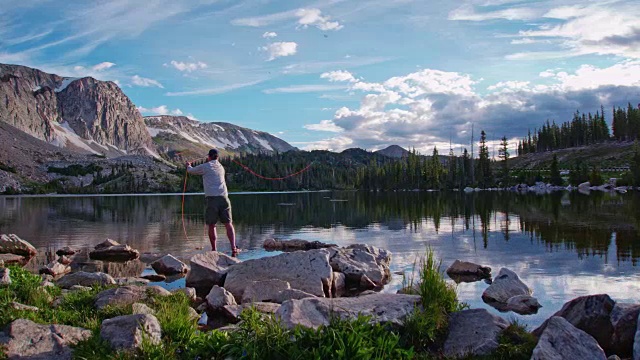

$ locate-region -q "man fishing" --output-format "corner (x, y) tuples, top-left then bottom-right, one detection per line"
(186, 149), (238, 257)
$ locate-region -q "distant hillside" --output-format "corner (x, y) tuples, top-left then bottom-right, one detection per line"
(375, 145), (410, 158)
(510, 141), (638, 170)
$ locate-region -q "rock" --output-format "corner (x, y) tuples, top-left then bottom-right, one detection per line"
(328, 245), (391, 288)
(198, 312), (208, 326)
(276, 293), (421, 330)
(0, 253), (26, 266)
(443, 309), (509, 358)
(533, 294), (615, 352)
(358, 290), (378, 296)
(10, 302), (39, 312)
(39, 261), (71, 277)
(70, 285), (92, 291)
(532, 316), (606, 360)
(56, 271), (116, 289)
(359, 274), (377, 290)
(172, 287), (197, 302)
(141, 274), (166, 282)
(100, 314), (162, 350)
(206, 285), (237, 311)
(187, 307), (199, 321)
(222, 305), (243, 322)
(608, 356), (622, 360)
(90, 244), (140, 261)
(150, 254), (188, 275)
(94, 285), (170, 310)
(223, 302), (281, 322)
(132, 303), (155, 315)
(56, 246), (76, 256)
(272, 289), (316, 303)
(0, 234), (37, 257)
(0, 319), (91, 360)
(610, 303), (640, 357)
(1, 267), (10, 285)
(332, 272), (346, 297)
(504, 295), (542, 315)
(95, 238), (120, 249)
(263, 238), (337, 251)
(115, 277), (150, 286)
(578, 181), (591, 189)
(185, 252), (240, 293)
(446, 260), (491, 282)
(58, 255), (72, 265)
(224, 249), (333, 301)
(241, 279), (291, 304)
(481, 268), (532, 304)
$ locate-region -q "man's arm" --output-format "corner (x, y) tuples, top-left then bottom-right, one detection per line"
(186, 162), (205, 175)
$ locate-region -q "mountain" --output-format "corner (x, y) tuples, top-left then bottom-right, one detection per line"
(375, 145), (410, 158)
(0, 63), (157, 157)
(144, 115), (296, 159)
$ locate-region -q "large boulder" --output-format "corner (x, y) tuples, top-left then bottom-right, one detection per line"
(532, 316), (606, 360)
(39, 261), (71, 277)
(206, 285), (237, 311)
(0, 234), (37, 257)
(0, 267), (10, 285)
(94, 285), (170, 310)
(0, 319), (91, 360)
(446, 260), (491, 282)
(90, 244), (139, 261)
(224, 249), (333, 301)
(56, 271), (116, 289)
(150, 254), (188, 275)
(272, 289), (316, 304)
(505, 294), (542, 315)
(328, 245), (391, 288)
(610, 303), (640, 357)
(185, 252), (240, 293)
(443, 308), (509, 358)
(481, 268), (532, 304)
(275, 293), (420, 330)
(263, 238), (336, 252)
(100, 314), (162, 350)
(533, 294), (615, 353)
(241, 279), (291, 304)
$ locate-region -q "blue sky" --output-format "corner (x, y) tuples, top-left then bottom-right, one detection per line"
(1, 0), (640, 153)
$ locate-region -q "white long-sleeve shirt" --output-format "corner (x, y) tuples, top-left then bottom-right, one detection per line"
(187, 160), (228, 197)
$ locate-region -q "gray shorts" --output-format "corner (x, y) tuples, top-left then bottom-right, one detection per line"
(205, 196), (232, 224)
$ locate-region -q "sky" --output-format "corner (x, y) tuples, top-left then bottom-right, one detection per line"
(1, 0), (640, 154)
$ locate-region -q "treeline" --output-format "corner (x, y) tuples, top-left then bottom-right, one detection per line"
(613, 103), (640, 141)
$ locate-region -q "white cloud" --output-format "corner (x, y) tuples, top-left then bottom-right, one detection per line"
(261, 42), (298, 61)
(321, 70), (357, 83)
(449, 4), (541, 21)
(539, 69), (556, 78)
(169, 60), (208, 72)
(131, 75), (164, 88)
(165, 79), (264, 96)
(137, 105), (184, 116)
(304, 120), (343, 132)
(262, 31), (278, 38)
(92, 62), (116, 71)
(263, 84), (347, 94)
(232, 7), (342, 31)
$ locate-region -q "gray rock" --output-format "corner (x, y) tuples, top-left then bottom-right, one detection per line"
(222, 304), (243, 322)
(332, 272), (346, 297)
(141, 274), (166, 282)
(150, 254), (188, 275)
(69, 285), (92, 291)
(0, 319), (91, 360)
(276, 293), (421, 330)
(39, 261), (71, 277)
(241, 279), (291, 304)
(206, 285), (237, 311)
(115, 277), (150, 286)
(95, 238), (120, 249)
(0, 253), (25, 266)
(185, 251), (240, 293)
(95, 285), (170, 310)
(634, 311), (640, 360)
(481, 268), (532, 304)
(56, 246), (76, 256)
(533, 294), (615, 352)
(446, 260), (491, 282)
(56, 271), (116, 289)
(328, 245), (391, 288)
(358, 290), (378, 296)
(263, 238), (336, 251)
(10, 302), (39, 312)
(198, 312), (208, 326)
(132, 303), (155, 315)
(224, 249), (333, 301)
(223, 302), (281, 322)
(608, 356), (622, 360)
(90, 244), (140, 261)
(532, 316), (606, 360)
(272, 289), (316, 303)
(443, 308), (509, 358)
(505, 295), (542, 315)
(172, 287), (197, 302)
(187, 307), (199, 321)
(0, 267), (10, 285)
(0, 234), (37, 257)
(100, 314), (162, 350)
(610, 303), (640, 357)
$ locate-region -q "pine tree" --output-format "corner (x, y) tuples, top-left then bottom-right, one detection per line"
(476, 131), (493, 188)
(549, 154), (563, 186)
(498, 136), (510, 187)
(631, 141), (640, 186)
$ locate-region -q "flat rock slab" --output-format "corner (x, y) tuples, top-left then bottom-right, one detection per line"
(224, 249), (333, 301)
(101, 314), (161, 350)
(151, 254), (188, 275)
(241, 279), (291, 304)
(446, 260), (491, 282)
(90, 244), (140, 261)
(0, 234), (37, 257)
(481, 268), (532, 304)
(56, 271), (116, 289)
(275, 293), (421, 330)
(532, 316), (606, 360)
(95, 285), (170, 310)
(443, 308), (509, 358)
(0, 319), (91, 360)
(272, 289), (316, 304)
(263, 238), (337, 252)
(185, 252), (240, 293)
(0, 253), (26, 266)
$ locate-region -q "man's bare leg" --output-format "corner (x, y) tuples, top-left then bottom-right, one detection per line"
(224, 222), (237, 254)
(208, 224), (217, 251)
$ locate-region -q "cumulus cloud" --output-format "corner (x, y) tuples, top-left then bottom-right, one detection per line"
(303, 61), (640, 152)
(262, 31), (278, 38)
(169, 60), (207, 72)
(261, 41), (298, 61)
(295, 8), (343, 31)
(131, 75), (163, 88)
(321, 70), (358, 83)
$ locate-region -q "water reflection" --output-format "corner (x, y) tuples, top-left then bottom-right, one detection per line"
(1, 191), (639, 327)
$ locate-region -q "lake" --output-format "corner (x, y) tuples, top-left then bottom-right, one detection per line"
(1, 190), (639, 328)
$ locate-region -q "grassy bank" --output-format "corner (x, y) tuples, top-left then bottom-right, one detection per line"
(0, 251), (535, 359)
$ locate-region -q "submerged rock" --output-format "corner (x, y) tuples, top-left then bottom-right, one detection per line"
(481, 268), (532, 304)
(0, 319), (91, 360)
(263, 238), (337, 252)
(101, 314), (162, 350)
(505, 295), (542, 315)
(532, 316), (606, 360)
(0, 234), (37, 257)
(443, 308), (509, 358)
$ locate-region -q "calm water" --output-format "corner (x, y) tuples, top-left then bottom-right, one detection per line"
(1, 191), (640, 327)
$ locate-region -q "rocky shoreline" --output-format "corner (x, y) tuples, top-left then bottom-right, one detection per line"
(1, 234), (638, 359)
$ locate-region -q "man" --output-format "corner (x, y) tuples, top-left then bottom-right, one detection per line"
(186, 149), (238, 256)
